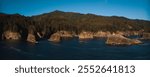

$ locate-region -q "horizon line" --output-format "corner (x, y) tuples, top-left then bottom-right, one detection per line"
(1, 10), (150, 21)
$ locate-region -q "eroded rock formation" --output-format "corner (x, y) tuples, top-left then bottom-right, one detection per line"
(48, 31), (74, 42)
(48, 32), (61, 42)
(27, 33), (37, 43)
(58, 31), (73, 38)
(94, 31), (111, 38)
(106, 34), (142, 45)
(79, 31), (93, 39)
(2, 31), (21, 40)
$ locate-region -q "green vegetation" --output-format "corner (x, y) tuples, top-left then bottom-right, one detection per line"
(0, 10), (150, 40)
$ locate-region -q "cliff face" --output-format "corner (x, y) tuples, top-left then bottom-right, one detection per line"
(48, 31), (74, 42)
(48, 32), (61, 42)
(0, 13), (38, 43)
(79, 31), (94, 39)
(58, 31), (73, 38)
(2, 31), (21, 40)
(94, 31), (111, 38)
(27, 33), (37, 43)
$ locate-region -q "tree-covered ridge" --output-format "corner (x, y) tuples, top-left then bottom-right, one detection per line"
(32, 10), (150, 34)
(0, 10), (150, 41)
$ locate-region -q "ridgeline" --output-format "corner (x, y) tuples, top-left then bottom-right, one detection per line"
(0, 10), (150, 44)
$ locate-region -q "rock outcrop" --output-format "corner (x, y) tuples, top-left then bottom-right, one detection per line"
(48, 31), (74, 42)
(106, 34), (142, 45)
(27, 33), (37, 43)
(48, 33), (61, 42)
(58, 31), (73, 38)
(79, 31), (93, 39)
(94, 31), (111, 38)
(2, 31), (21, 40)
(141, 33), (150, 40)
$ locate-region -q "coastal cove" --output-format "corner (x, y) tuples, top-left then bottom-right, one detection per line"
(0, 11), (150, 60)
(0, 37), (150, 60)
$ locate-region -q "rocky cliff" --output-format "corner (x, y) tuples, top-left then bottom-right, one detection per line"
(27, 33), (37, 43)
(48, 31), (74, 42)
(94, 31), (111, 38)
(79, 31), (94, 39)
(2, 31), (21, 40)
(48, 32), (61, 42)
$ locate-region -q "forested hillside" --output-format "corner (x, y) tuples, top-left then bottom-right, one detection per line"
(0, 10), (150, 41)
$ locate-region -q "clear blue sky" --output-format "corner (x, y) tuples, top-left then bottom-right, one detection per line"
(0, 0), (150, 20)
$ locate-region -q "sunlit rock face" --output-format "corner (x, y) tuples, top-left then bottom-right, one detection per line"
(106, 34), (142, 45)
(27, 33), (37, 43)
(142, 33), (150, 40)
(58, 31), (73, 38)
(48, 32), (61, 42)
(79, 31), (93, 40)
(2, 31), (21, 40)
(48, 30), (74, 42)
(94, 31), (111, 38)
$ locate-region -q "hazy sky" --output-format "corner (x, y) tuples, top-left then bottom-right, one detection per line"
(0, 0), (150, 20)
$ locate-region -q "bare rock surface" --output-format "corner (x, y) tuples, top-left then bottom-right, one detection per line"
(27, 33), (37, 43)
(2, 31), (21, 40)
(79, 31), (93, 39)
(48, 32), (61, 42)
(94, 31), (111, 38)
(106, 34), (142, 45)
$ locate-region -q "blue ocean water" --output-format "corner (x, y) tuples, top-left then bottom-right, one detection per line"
(0, 38), (150, 60)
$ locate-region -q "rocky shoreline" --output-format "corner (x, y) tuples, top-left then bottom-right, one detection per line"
(1, 30), (150, 45)
(1, 11), (150, 46)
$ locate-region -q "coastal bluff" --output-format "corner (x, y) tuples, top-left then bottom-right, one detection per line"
(106, 34), (142, 45)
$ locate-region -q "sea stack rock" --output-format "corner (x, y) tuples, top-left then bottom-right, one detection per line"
(79, 31), (93, 40)
(48, 33), (61, 42)
(106, 34), (142, 45)
(2, 31), (21, 40)
(142, 33), (150, 40)
(27, 33), (37, 43)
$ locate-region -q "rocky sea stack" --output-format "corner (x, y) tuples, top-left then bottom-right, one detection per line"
(48, 32), (61, 42)
(106, 34), (142, 45)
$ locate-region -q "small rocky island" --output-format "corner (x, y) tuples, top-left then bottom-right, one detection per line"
(106, 34), (142, 45)
(0, 11), (150, 45)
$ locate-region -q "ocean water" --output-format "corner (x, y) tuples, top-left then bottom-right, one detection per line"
(0, 38), (150, 60)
